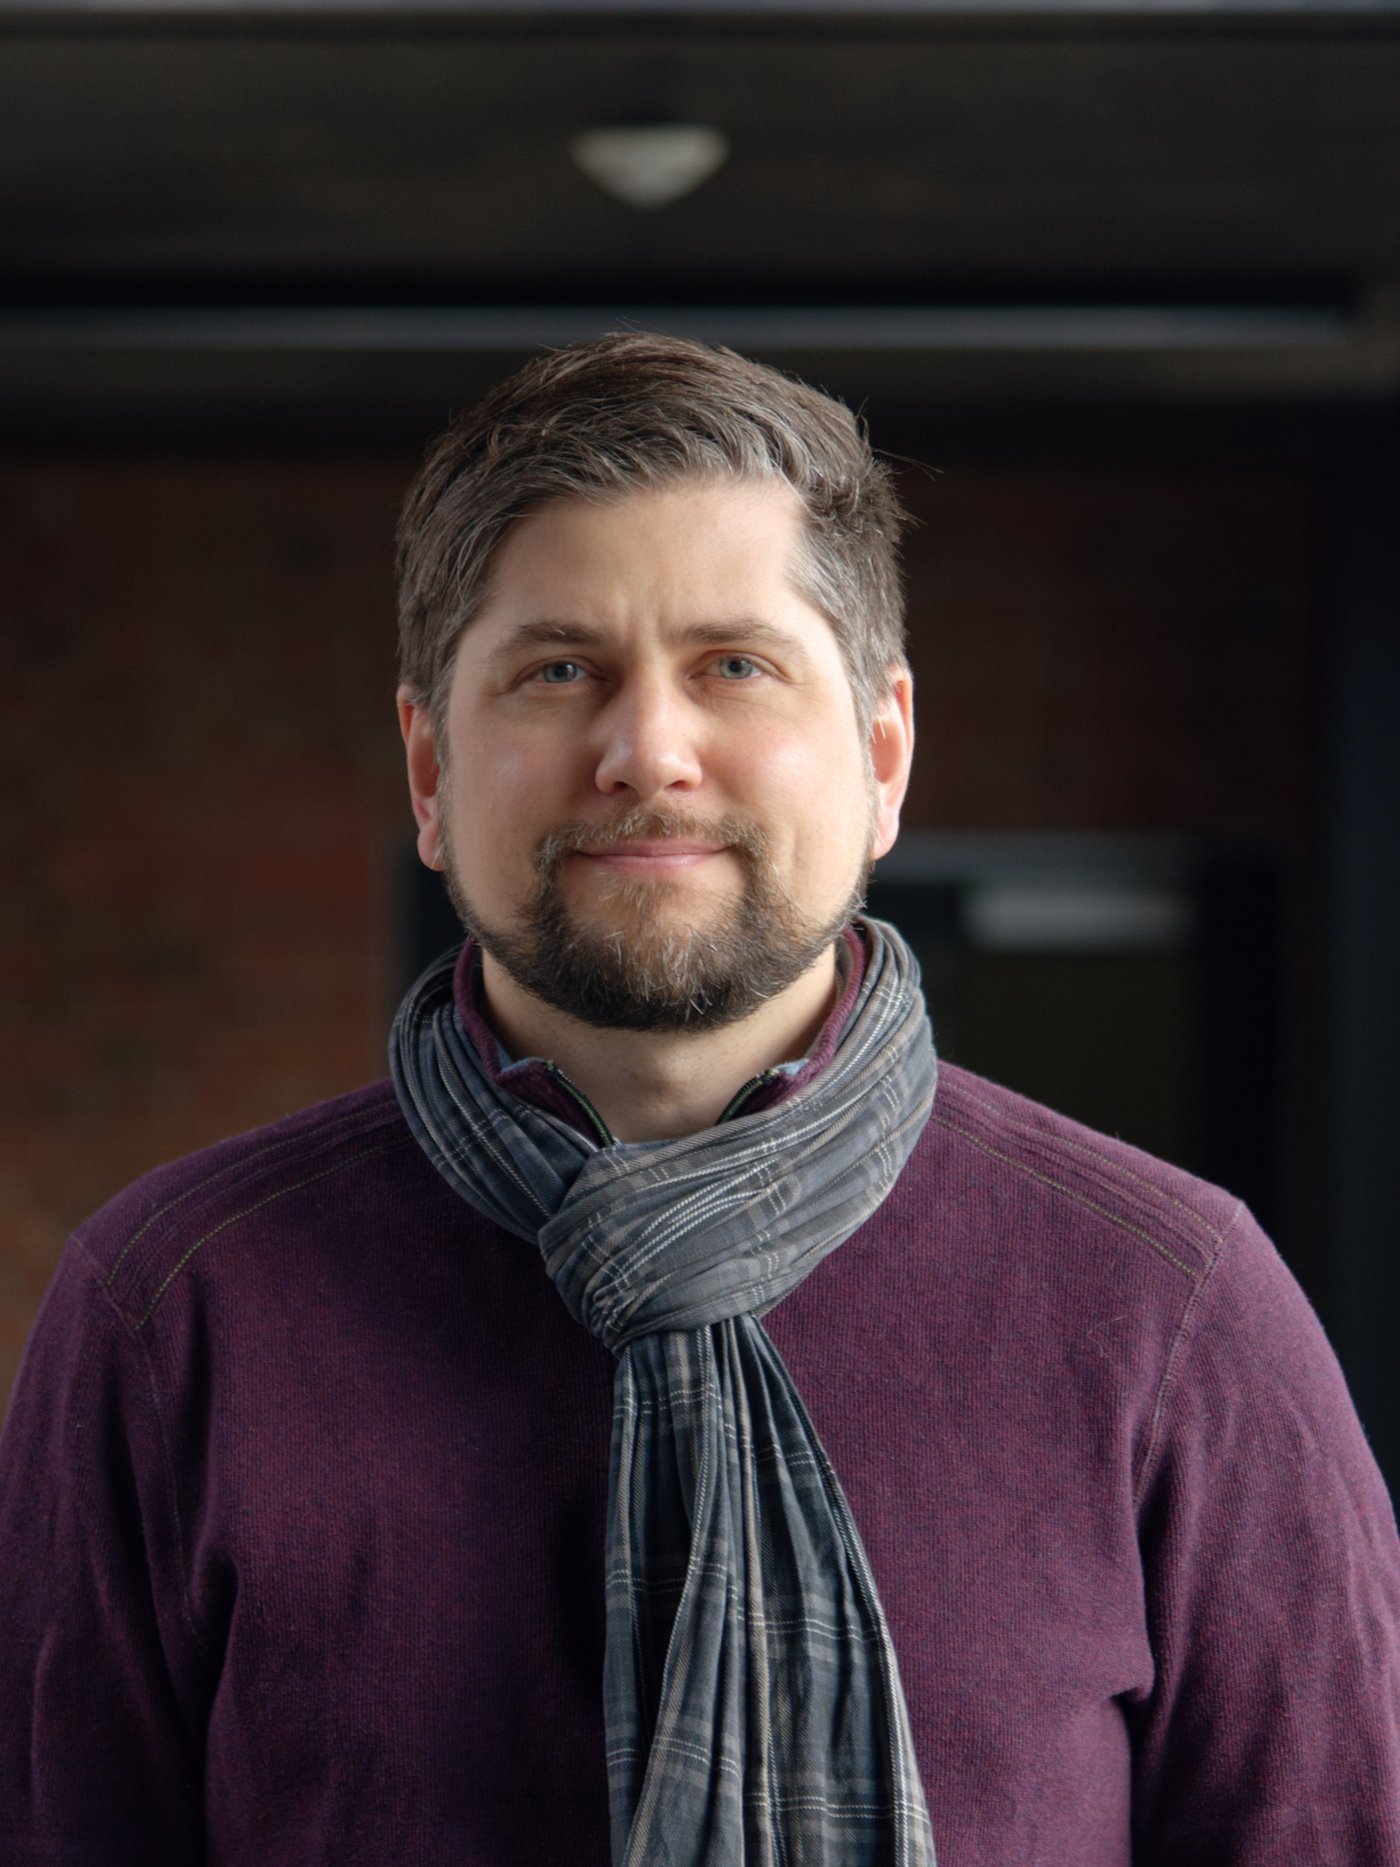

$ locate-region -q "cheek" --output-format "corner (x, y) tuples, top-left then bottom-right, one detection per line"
(739, 711), (860, 791)
(444, 720), (583, 883)
(742, 726), (871, 866)
(452, 721), (562, 820)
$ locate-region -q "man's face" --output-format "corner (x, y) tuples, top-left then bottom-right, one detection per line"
(400, 478), (913, 1032)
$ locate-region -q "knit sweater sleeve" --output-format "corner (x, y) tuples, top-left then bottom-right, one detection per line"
(0, 1237), (208, 1862)
(1129, 1203), (1400, 1861)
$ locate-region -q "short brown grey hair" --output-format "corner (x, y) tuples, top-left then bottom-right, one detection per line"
(395, 332), (910, 739)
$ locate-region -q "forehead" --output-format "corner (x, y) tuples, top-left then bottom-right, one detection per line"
(477, 477), (812, 611)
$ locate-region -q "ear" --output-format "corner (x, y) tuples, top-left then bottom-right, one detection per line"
(867, 667), (915, 862)
(397, 684), (446, 873)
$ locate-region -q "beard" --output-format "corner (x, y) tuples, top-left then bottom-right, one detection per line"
(440, 800), (871, 1034)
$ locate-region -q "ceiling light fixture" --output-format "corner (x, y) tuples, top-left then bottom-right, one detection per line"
(569, 124), (729, 211)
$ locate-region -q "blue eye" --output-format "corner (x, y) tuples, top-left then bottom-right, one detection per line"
(716, 655), (759, 680)
(537, 660), (584, 684)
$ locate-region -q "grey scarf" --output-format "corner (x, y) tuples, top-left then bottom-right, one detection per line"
(391, 917), (938, 1866)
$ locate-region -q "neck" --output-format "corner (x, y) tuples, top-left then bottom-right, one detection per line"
(476, 945), (843, 1143)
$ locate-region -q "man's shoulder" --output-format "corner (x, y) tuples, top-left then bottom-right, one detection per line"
(69, 1081), (424, 1319)
(921, 1060), (1248, 1287)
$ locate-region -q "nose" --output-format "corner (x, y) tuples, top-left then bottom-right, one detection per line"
(590, 672), (704, 798)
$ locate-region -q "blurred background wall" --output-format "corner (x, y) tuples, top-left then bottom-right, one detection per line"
(2, 0), (1398, 1492)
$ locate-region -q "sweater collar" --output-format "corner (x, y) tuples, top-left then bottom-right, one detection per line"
(450, 924), (868, 1142)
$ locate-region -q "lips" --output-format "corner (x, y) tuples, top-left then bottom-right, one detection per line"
(580, 841), (723, 859)
(534, 808), (766, 878)
(575, 842), (726, 872)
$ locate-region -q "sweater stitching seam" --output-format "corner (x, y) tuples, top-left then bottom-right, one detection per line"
(1131, 1197), (1243, 1514)
(67, 1234), (216, 1670)
(133, 1137), (404, 1331)
(944, 1075), (1229, 1246)
(931, 1115), (1200, 1277)
(104, 1099), (403, 1289)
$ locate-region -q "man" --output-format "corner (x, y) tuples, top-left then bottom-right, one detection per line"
(1, 334), (1397, 1865)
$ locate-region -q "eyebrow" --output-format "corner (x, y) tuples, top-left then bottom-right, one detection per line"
(486, 616), (814, 667)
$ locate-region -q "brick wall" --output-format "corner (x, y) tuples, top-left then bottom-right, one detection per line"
(1, 458), (410, 1402)
(0, 457), (1316, 1405)
(903, 470), (1315, 835)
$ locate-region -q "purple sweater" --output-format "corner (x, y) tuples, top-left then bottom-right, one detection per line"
(3, 990), (1399, 1862)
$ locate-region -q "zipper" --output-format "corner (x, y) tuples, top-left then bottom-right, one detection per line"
(545, 1061), (783, 1141)
(717, 1066), (783, 1125)
(543, 1061), (616, 1147)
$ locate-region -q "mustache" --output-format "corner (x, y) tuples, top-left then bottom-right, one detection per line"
(534, 805), (769, 872)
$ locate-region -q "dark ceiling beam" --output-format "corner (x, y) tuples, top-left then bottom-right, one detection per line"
(0, 303), (1355, 352)
(5, 0), (1400, 17)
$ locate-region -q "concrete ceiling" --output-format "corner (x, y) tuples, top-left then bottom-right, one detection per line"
(2, 4), (1398, 440)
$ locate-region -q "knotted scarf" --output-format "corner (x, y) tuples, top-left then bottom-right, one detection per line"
(391, 916), (938, 1866)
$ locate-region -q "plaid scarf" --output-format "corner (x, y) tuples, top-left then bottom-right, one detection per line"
(391, 917), (938, 1866)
